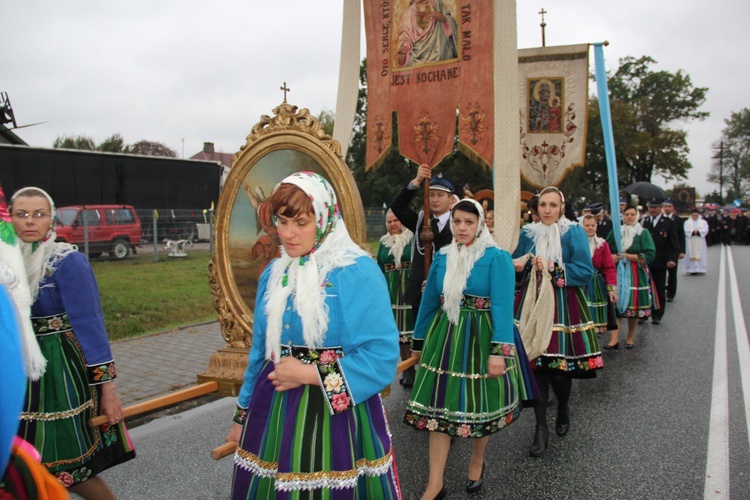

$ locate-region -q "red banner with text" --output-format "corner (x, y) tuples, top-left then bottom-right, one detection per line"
(364, 0), (493, 170)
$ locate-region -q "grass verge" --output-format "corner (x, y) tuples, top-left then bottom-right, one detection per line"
(91, 251), (216, 341)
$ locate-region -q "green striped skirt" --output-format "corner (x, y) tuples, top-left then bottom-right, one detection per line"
(404, 302), (528, 438)
(17, 313), (135, 487)
(232, 346), (399, 499)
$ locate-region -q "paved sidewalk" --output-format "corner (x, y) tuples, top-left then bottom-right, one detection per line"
(111, 321), (227, 407)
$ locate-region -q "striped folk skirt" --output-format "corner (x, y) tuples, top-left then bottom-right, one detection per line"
(17, 314), (135, 488)
(515, 283), (604, 378)
(619, 261), (656, 318)
(587, 272), (618, 333)
(384, 263), (414, 344)
(404, 302), (536, 438)
(231, 351), (400, 499)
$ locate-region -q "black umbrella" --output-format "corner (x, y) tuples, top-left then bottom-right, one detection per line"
(623, 182), (666, 201)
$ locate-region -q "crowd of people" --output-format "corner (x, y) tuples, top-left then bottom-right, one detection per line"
(0, 169), (714, 499)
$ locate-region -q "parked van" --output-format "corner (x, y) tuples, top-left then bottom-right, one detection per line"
(55, 205), (141, 260)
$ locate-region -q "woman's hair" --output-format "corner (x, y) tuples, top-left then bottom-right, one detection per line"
(451, 200), (480, 218)
(527, 195), (539, 214)
(622, 204), (637, 214)
(268, 183), (314, 218)
(581, 213), (597, 223)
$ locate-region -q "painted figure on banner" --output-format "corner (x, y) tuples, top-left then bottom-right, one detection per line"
(396, 0), (459, 68)
(528, 79), (563, 133)
(244, 183), (280, 275)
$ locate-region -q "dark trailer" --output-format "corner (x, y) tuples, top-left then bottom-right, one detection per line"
(0, 144), (225, 241)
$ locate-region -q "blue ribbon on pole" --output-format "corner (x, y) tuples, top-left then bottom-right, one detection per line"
(593, 42), (622, 254)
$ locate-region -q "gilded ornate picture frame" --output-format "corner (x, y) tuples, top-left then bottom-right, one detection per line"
(209, 103), (366, 349)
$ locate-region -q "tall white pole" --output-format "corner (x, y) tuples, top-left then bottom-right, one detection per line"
(493, 0), (520, 252)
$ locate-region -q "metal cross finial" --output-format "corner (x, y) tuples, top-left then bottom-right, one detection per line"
(539, 8), (547, 47)
(280, 82), (290, 103)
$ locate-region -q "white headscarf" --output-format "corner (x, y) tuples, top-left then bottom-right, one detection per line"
(263, 172), (368, 361)
(521, 187), (575, 266)
(11, 188), (78, 303)
(379, 211), (413, 268)
(620, 220), (643, 253)
(9, 187), (77, 379)
(440, 198), (497, 325)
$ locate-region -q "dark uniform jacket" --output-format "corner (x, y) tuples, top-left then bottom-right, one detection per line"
(596, 216), (613, 239)
(390, 185), (453, 311)
(665, 213), (686, 254)
(641, 214), (680, 269)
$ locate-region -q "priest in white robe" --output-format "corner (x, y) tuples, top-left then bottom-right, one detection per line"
(684, 210), (709, 274)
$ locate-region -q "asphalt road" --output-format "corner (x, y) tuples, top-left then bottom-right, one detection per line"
(99, 244), (750, 499)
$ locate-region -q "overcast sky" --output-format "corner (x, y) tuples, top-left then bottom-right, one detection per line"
(4, 0), (748, 197)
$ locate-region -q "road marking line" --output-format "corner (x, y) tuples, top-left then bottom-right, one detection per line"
(726, 247), (750, 452)
(704, 245), (729, 499)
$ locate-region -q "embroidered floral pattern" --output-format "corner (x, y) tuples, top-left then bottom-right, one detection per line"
(102, 424), (119, 446)
(87, 361), (116, 385)
(540, 354), (604, 373)
(56, 471), (75, 487)
(32, 313), (72, 334)
(279, 345), (353, 415)
(404, 406), (523, 438)
(55, 466), (91, 487)
(490, 342), (517, 358)
(233, 405), (247, 425)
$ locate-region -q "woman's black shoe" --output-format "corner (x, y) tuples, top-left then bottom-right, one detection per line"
(400, 367), (415, 388)
(529, 425), (549, 457)
(556, 407), (570, 437)
(466, 461), (485, 493)
(433, 486), (446, 499)
(603, 342), (619, 350)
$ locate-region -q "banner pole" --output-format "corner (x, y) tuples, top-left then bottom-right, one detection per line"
(593, 41), (623, 254)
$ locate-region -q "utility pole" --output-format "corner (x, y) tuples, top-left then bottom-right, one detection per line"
(719, 140), (724, 205)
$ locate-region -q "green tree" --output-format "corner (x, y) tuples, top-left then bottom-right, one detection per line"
(346, 59), (491, 208)
(126, 140), (177, 158)
(97, 133), (127, 153)
(604, 55), (708, 184)
(317, 109), (335, 136)
(53, 134), (96, 150)
(707, 108), (750, 202)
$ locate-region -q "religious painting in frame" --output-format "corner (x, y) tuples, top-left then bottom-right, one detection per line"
(209, 103), (366, 349)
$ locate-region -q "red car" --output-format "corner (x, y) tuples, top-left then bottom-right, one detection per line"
(55, 205), (141, 260)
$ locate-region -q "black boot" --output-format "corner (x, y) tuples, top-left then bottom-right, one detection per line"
(556, 406), (570, 437)
(529, 424), (549, 457)
(400, 367), (415, 388)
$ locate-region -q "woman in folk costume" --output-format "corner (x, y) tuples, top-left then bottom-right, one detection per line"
(404, 199), (536, 499)
(11, 187), (134, 499)
(606, 204), (657, 349)
(580, 214), (619, 339)
(512, 186), (602, 458)
(377, 209), (416, 387)
(226, 172), (400, 499)
(684, 209), (709, 275)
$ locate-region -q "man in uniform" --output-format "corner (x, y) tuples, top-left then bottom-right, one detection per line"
(590, 202), (613, 239)
(662, 198), (685, 302)
(390, 163), (456, 386)
(641, 198), (680, 324)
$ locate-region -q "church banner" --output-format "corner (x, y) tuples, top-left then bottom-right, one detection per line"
(364, 0), (494, 170)
(518, 44), (589, 188)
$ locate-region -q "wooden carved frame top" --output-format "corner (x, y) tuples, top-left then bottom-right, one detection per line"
(209, 103), (366, 348)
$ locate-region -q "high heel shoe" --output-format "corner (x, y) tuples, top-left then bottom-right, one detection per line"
(556, 407), (570, 437)
(433, 486), (446, 500)
(603, 342), (619, 350)
(529, 424), (549, 457)
(466, 461), (485, 493)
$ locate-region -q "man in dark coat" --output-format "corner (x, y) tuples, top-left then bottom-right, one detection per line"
(390, 163), (456, 386)
(641, 198), (680, 324)
(591, 202), (613, 239)
(662, 198), (685, 302)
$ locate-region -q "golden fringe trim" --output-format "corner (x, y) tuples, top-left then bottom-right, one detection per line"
(235, 447), (393, 482)
(20, 400), (94, 421)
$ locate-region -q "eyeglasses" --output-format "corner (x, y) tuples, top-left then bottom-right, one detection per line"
(11, 211), (50, 220)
